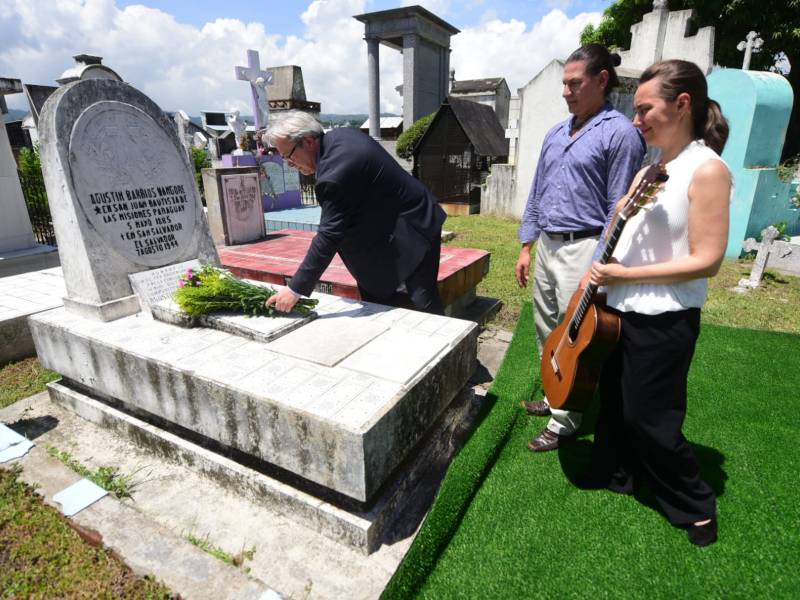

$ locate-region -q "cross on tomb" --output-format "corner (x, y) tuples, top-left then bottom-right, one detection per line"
(737, 31), (763, 71)
(735, 225), (780, 291)
(234, 49), (273, 135)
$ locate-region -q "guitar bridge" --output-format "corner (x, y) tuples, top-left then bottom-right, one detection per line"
(550, 353), (559, 375)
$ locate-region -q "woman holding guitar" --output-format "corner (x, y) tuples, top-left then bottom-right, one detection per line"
(582, 60), (731, 547)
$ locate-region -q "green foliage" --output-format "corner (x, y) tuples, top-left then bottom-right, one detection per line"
(580, 0), (800, 158)
(382, 304), (536, 600)
(190, 147), (211, 203)
(17, 145), (43, 181)
(777, 155), (800, 182)
(173, 264), (318, 317)
(395, 112), (436, 160)
(410, 322), (800, 599)
(0, 466), (172, 598)
(185, 532), (255, 570)
(46, 446), (139, 498)
(0, 357), (59, 409)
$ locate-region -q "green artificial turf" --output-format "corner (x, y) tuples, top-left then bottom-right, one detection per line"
(386, 304), (800, 599)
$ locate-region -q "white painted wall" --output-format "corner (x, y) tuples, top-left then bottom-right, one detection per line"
(511, 60), (570, 219)
(0, 124), (36, 253)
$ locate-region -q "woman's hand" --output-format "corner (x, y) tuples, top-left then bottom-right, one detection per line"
(588, 259), (627, 286)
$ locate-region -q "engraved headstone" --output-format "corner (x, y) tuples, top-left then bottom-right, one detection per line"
(202, 166), (266, 246)
(38, 78), (219, 321)
(220, 172), (265, 243)
(128, 258), (200, 314)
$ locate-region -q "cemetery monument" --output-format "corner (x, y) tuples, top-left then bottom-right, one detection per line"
(0, 77), (59, 276)
(30, 75), (478, 553)
(354, 5), (459, 136)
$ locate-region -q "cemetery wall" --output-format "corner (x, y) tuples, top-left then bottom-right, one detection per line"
(511, 60), (569, 219)
(0, 120), (36, 253)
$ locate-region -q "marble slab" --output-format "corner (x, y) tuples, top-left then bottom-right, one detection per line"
(29, 292), (478, 502)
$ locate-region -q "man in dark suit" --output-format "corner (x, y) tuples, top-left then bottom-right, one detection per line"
(263, 111), (446, 315)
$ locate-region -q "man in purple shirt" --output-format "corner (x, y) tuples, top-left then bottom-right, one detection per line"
(516, 44), (645, 452)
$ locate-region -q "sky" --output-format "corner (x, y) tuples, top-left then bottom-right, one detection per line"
(0, 0), (613, 116)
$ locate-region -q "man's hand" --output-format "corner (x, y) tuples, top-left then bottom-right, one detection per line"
(265, 287), (300, 313)
(515, 245), (532, 288)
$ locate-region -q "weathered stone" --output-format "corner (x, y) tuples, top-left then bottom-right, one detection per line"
(29, 293), (477, 502)
(46, 379), (481, 554)
(38, 78), (219, 321)
(0, 267), (65, 365)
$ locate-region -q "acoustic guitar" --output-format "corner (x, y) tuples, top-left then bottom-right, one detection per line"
(541, 162), (669, 411)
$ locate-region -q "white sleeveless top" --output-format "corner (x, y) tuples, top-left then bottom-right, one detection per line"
(607, 140), (729, 315)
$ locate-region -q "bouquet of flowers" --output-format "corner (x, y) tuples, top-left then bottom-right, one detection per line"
(173, 265), (317, 317)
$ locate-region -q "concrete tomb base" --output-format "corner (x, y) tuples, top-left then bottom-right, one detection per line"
(47, 377), (481, 554)
(0, 267), (65, 366)
(30, 289), (478, 505)
(0, 244), (60, 278)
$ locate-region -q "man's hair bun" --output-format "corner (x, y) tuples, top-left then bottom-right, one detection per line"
(610, 53), (622, 67)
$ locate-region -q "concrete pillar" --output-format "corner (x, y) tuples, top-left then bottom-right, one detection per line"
(366, 36), (380, 139)
(402, 33), (419, 129)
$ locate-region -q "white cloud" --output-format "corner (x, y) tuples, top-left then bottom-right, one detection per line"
(451, 9), (602, 94)
(1, 1), (600, 117)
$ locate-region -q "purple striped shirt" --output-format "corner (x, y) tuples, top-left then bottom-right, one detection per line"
(519, 104), (645, 249)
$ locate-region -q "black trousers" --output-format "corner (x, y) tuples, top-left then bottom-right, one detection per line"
(591, 308), (716, 526)
(358, 236), (444, 315)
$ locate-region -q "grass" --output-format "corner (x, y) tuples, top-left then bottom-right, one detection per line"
(443, 215), (800, 335)
(385, 304), (800, 599)
(46, 445), (139, 499)
(185, 532), (255, 571)
(0, 357), (59, 409)
(0, 465), (173, 598)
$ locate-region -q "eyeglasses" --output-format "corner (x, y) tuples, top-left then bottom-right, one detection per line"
(281, 141), (300, 162)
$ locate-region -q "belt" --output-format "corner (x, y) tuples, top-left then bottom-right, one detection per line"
(543, 228), (603, 242)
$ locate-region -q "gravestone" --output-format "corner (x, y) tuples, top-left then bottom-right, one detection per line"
(737, 31), (763, 70)
(202, 166), (266, 245)
(617, 1), (715, 74)
(29, 77), (478, 553)
(173, 110), (192, 159)
(734, 225), (780, 291)
(234, 49), (272, 134)
(708, 69), (797, 256)
(37, 77), (219, 320)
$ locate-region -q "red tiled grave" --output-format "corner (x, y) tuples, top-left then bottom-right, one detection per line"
(218, 229), (490, 307)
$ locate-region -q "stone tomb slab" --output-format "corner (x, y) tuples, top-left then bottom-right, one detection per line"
(0, 267), (66, 365)
(29, 291), (477, 503)
(218, 229), (491, 310)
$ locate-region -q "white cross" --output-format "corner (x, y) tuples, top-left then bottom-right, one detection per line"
(235, 49), (273, 132)
(736, 31), (763, 71)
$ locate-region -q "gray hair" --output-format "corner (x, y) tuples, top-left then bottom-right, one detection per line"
(262, 111), (323, 147)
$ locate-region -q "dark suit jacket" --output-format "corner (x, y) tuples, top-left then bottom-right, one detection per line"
(289, 129), (446, 298)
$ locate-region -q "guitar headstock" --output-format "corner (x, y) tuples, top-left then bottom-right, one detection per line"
(620, 162), (668, 219)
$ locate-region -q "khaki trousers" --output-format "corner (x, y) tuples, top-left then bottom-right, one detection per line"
(532, 232), (600, 436)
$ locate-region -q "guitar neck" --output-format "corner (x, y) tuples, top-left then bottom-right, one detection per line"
(569, 214), (627, 337)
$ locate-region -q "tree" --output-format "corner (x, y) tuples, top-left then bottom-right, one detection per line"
(190, 147), (210, 204)
(581, 0), (800, 160)
(395, 112), (436, 160)
(17, 145), (43, 181)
